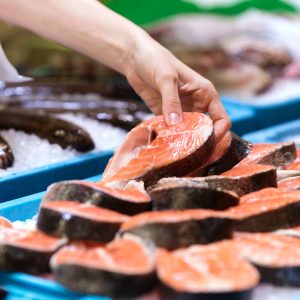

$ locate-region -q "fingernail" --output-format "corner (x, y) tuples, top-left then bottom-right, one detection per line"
(168, 113), (181, 126)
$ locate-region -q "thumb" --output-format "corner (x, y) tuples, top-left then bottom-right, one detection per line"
(160, 77), (182, 126)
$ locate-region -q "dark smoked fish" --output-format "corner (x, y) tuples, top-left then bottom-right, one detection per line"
(0, 134), (14, 169)
(0, 109), (94, 152)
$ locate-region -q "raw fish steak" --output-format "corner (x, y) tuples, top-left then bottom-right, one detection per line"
(157, 242), (259, 300)
(103, 112), (215, 186)
(51, 234), (156, 297)
(235, 142), (296, 169)
(188, 131), (252, 176)
(0, 226), (65, 274)
(233, 232), (300, 287)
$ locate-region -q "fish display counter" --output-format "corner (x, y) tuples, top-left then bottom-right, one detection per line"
(1, 113), (300, 300)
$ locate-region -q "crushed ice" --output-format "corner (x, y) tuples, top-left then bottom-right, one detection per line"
(0, 113), (126, 177)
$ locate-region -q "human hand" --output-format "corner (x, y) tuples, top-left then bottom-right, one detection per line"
(123, 35), (231, 142)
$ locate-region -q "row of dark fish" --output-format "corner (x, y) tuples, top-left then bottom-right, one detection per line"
(0, 80), (151, 169)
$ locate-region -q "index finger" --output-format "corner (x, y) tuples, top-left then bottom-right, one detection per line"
(207, 95), (231, 143)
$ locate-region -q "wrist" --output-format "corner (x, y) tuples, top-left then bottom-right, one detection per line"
(120, 27), (150, 76)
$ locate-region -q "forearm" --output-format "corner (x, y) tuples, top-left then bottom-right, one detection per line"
(0, 0), (146, 74)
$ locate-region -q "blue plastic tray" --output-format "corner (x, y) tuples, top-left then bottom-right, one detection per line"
(0, 175), (109, 300)
(223, 102), (257, 135)
(222, 95), (300, 130)
(1, 176), (300, 299)
(242, 118), (300, 143)
(0, 151), (112, 203)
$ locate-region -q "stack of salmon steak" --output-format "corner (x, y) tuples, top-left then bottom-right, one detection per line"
(3, 112), (300, 299)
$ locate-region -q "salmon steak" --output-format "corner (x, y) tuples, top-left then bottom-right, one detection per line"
(188, 131), (252, 176)
(233, 232), (300, 286)
(42, 180), (151, 215)
(150, 179), (239, 211)
(120, 209), (233, 250)
(286, 159), (300, 171)
(235, 142), (296, 169)
(227, 190), (300, 232)
(157, 242), (259, 300)
(51, 234), (157, 297)
(0, 226), (65, 274)
(0, 217), (13, 228)
(103, 112), (215, 187)
(278, 176), (300, 191)
(240, 188), (282, 204)
(37, 201), (129, 242)
(185, 164), (276, 196)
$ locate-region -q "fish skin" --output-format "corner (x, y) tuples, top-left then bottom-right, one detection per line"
(150, 183), (239, 211)
(188, 131), (252, 176)
(37, 201), (129, 243)
(42, 180), (151, 215)
(121, 209), (233, 250)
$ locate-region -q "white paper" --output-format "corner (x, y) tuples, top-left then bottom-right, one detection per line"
(0, 43), (31, 83)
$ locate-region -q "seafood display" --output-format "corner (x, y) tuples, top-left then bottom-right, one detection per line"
(3, 113), (300, 299)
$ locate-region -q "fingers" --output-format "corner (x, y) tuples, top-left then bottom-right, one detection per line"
(178, 64), (231, 142)
(208, 97), (231, 142)
(159, 76), (182, 126)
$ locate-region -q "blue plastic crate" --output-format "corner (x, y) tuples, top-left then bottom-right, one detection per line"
(242, 118), (300, 144)
(223, 102), (257, 135)
(0, 151), (112, 203)
(222, 95), (300, 130)
(1, 176), (300, 299)
(0, 175), (109, 300)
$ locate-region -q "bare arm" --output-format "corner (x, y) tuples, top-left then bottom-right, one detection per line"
(0, 0), (230, 139)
